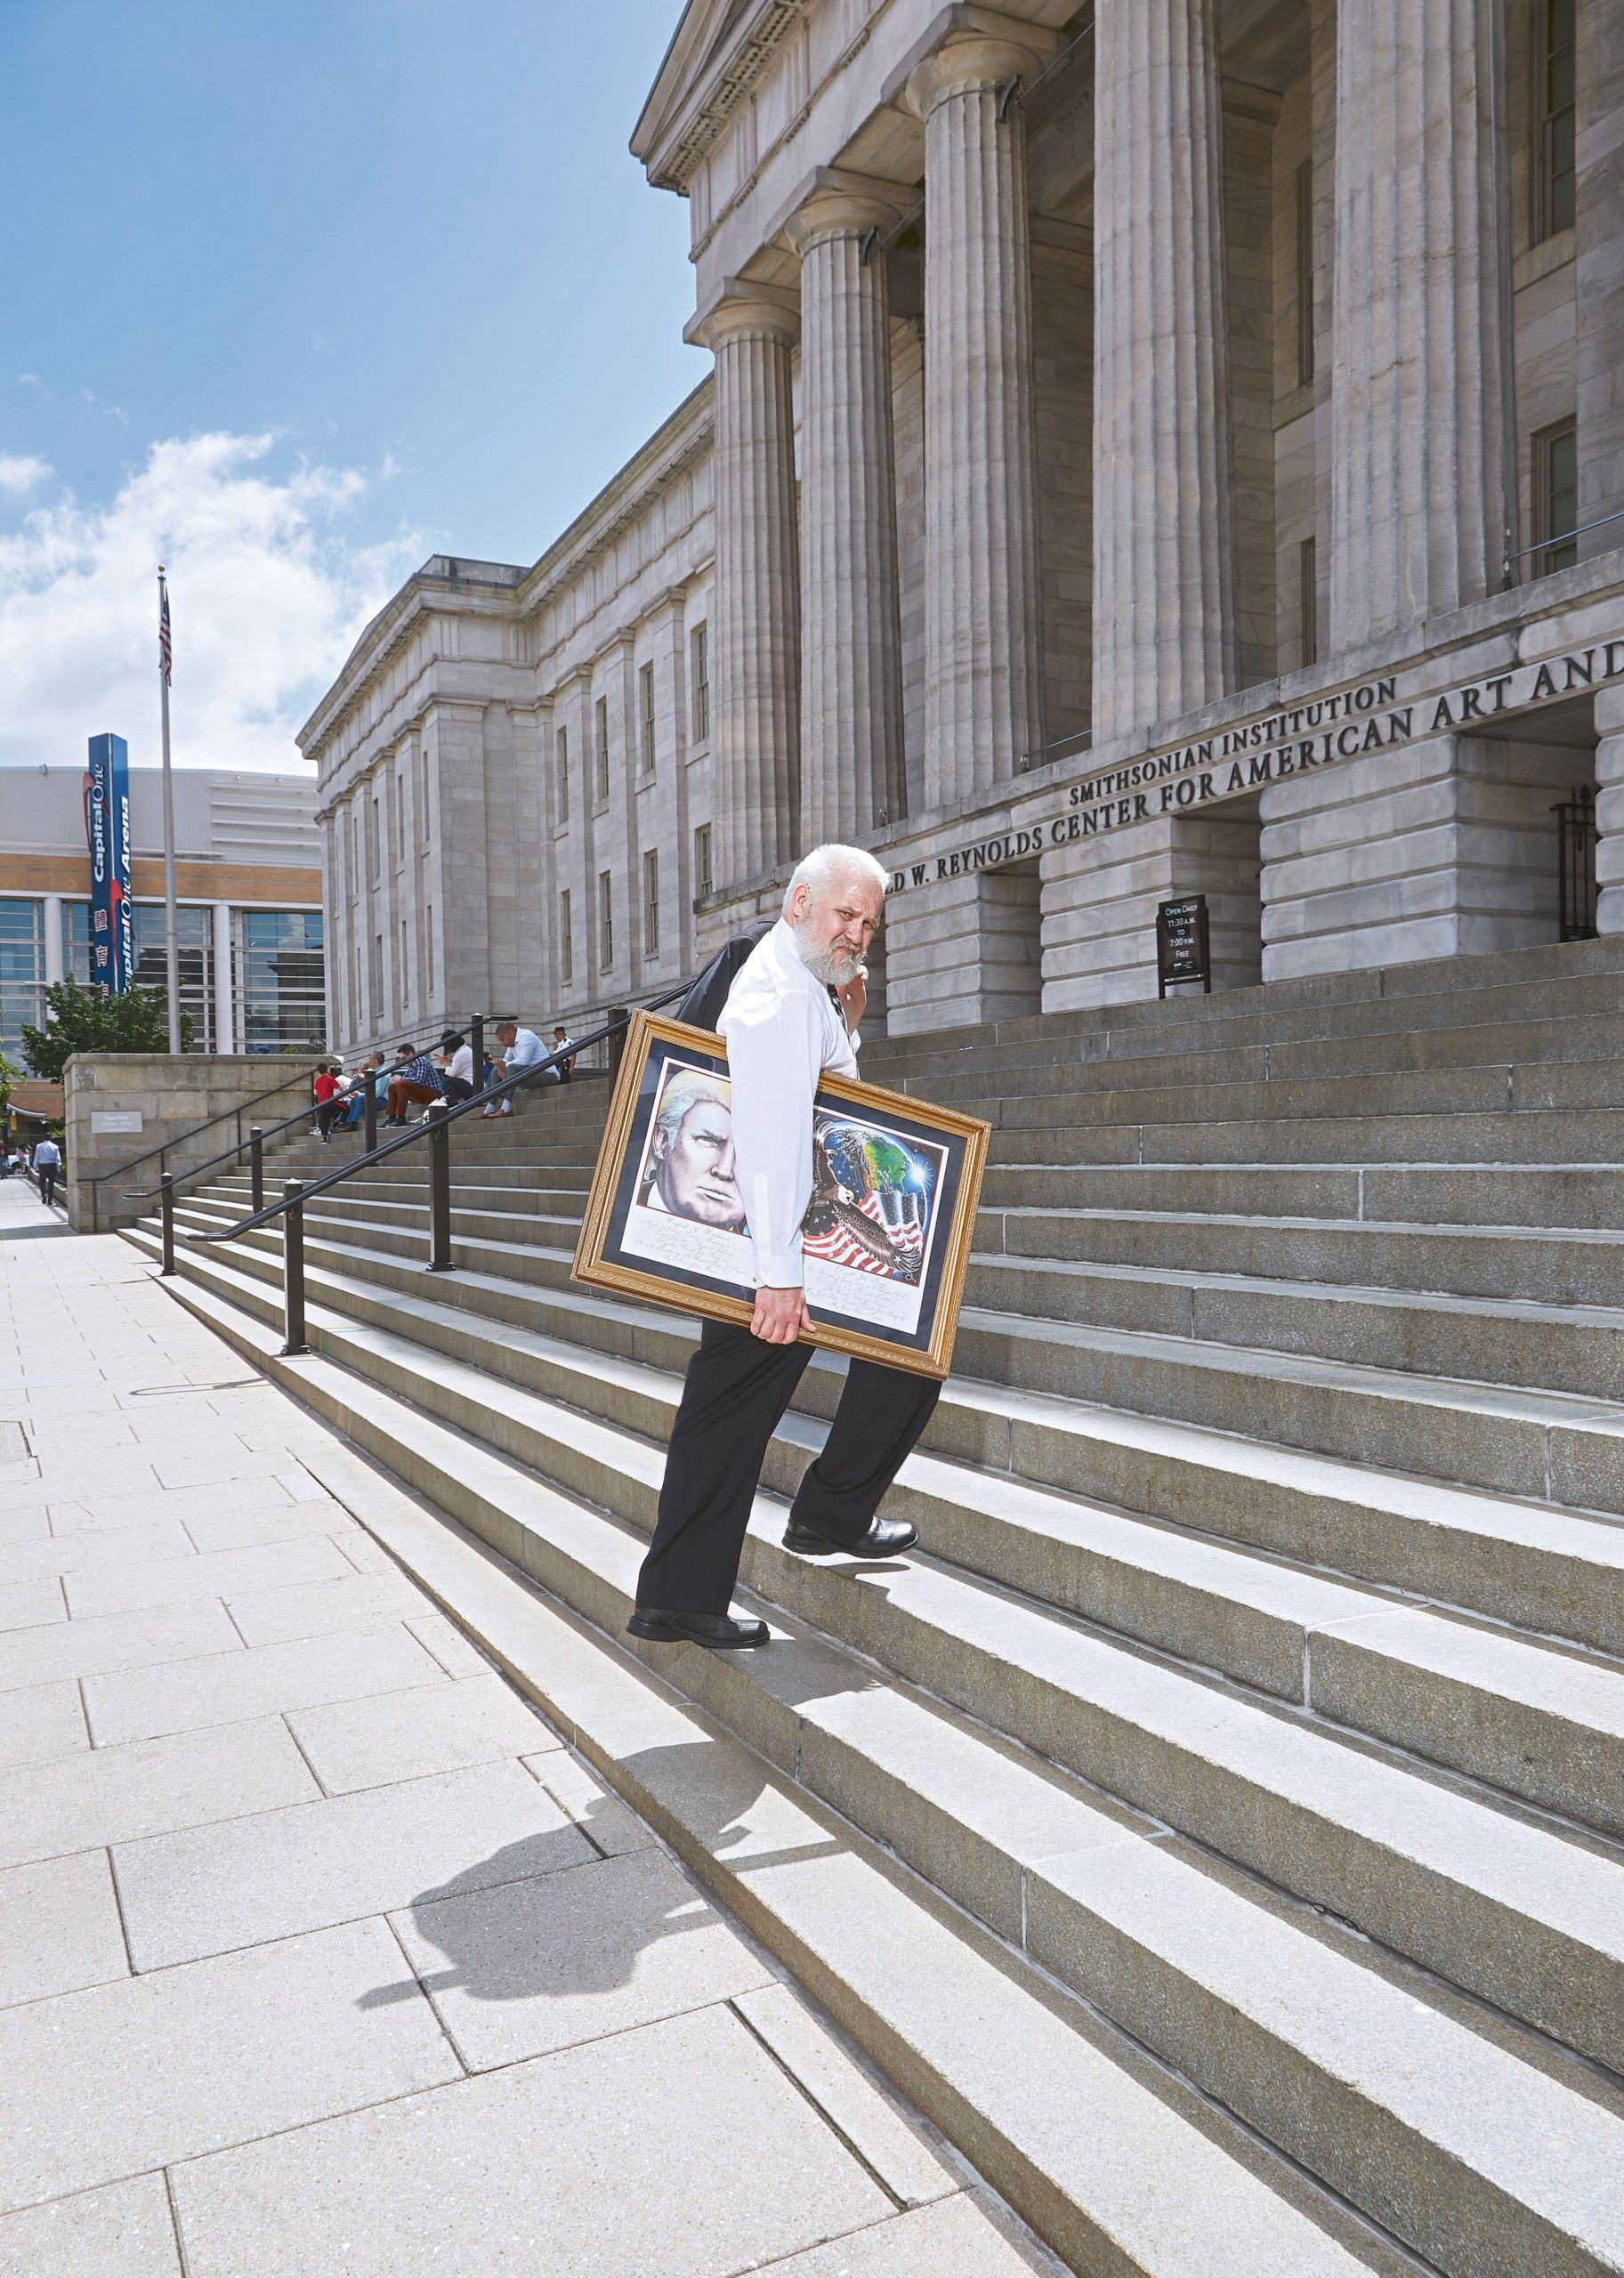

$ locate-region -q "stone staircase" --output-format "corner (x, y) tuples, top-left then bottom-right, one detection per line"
(123, 937), (1624, 2278)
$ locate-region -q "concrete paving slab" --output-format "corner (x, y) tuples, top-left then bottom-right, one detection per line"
(0, 1577), (64, 1633)
(178, 1499), (346, 1555)
(166, 2003), (892, 2278)
(0, 1918), (458, 2213)
(287, 1668), (551, 1792)
(224, 1565), (431, 1644)
(113, 1756), (594, 1967)
(525, 1749), (656, 1855)
(0, 2173), (182, 2277)
(0, 1678), (86, 1771)
(1, 1456), (162, 1507)
(0, 1851), (129, 2009)
(48, 1475), (295, 1536)
(84, 1626), (447, 1747)
(393, 1846), (775, 2068)
(0, 1599), (239, 1694)
(0, 1507), (50, 1547)
(760, 2195), (1054, 2276)
(0, 1520), (194, 1583)
(0, 1717), (317, 1870)
(63, 1535), (354, 1621)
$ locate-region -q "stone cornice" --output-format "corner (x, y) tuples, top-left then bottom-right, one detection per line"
(300, 382), (715, 773)
(634, 0), (813, 195)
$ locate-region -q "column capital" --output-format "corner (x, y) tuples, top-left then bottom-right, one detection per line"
(688, 281), (800, 352)
(785, 182), (909, 259)
(904, 30), (1053, 119)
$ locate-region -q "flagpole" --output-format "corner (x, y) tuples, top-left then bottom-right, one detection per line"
(158, 565), (181, 1053)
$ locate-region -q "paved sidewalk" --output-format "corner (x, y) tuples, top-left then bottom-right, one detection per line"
(0, 1183), (1053, 2278)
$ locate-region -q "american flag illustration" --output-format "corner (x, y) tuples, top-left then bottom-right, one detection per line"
(803, 1192), (922, 1277)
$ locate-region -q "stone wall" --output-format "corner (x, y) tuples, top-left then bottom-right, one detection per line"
(64, 1054), (324, 1234)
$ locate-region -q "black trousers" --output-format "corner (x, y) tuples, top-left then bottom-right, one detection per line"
(635, 1320), (940, 1614)
(37, 1166), (57, 1207)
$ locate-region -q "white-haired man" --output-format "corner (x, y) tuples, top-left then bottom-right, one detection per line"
(629, 844), (936, 1652)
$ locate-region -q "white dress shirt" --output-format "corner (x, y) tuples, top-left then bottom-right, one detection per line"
(445, 1043), (473, 1084)
(717, 918), (857, 1288)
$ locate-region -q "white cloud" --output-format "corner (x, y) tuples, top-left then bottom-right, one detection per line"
(0, 433), (420, 772)
(0, 454), (51, 494)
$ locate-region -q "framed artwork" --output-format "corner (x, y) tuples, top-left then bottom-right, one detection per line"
(573, 1011), (990, 1379)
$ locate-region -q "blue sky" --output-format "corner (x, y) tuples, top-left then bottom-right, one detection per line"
(0, 0), (705, 772)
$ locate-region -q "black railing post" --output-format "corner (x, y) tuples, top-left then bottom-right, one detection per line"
(158, 1173), (175, 1277)
(363, 1078), (377, 1155)
(471, 1016), (486, 1099)
(281, 1178), (309, 1355)
(605, 1008), (631, 1078)
(426, 1102), (452, 1272)
(249, 1127), (264, 1216)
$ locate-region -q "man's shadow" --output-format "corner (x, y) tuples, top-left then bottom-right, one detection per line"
(359, 1729), (846, 2016)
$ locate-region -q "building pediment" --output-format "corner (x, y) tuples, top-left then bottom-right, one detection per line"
(632, 0), (808, 193)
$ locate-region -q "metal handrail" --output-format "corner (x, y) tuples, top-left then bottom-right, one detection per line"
(188, 981), (691, 1250)
(115, 1007), (506, 1206)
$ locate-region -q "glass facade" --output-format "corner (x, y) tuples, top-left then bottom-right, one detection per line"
(239, 909), (325, 1051)
(58, 901), (326, 1054)
(0, 900), (45, 1064)
(65, 901), (216, 1048)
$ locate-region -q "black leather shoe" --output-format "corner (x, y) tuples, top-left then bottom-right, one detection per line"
(626, 1607), (770, 1650)
(780, 1515), (918, 1558)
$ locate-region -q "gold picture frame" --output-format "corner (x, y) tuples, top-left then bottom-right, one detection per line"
(572, 1010), (990, 1380)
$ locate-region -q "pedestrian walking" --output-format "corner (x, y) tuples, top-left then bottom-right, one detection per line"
(629, 845), (927, 1651)
(33, 1134), (61, 1209)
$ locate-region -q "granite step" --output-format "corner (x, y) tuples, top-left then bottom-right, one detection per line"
(131, 1214), (1624, 2088)
(170, 1187), (1624, 1521)
(982, 1207), (1624, 1306)
(146, 1206), (1624, 1833)
(125, 1237), (1624, 2278)
(978, 1161), (1624, 1230)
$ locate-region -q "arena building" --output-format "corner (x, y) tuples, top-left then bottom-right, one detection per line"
(302, 0), (1624, 1044)
(0, 765), (325, 1060)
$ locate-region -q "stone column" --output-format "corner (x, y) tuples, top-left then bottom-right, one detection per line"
(1092, 0), (1237, 741)
(1577, 0), (1624, 556)
(1329, 0), (1511, 648)
(788, 189), (908, 844)
(211, 900), (235, 1054)
(907, 36), (1047, 808)
(699, 290), (802, 889)
(1595, 686), (1624, 934)
(42, 893), (63, 986)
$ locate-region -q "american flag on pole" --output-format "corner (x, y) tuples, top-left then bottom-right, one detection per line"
(158, 572), (172, 685)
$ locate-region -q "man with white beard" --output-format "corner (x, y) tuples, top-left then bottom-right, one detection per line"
(629, 844), (934, 1651)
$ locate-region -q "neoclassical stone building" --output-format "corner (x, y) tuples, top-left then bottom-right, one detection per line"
(303, 0), (1624, 1046)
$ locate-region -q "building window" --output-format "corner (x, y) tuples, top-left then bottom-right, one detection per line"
(640, 662), (657, 773)
(1534, 417), (1580, 575)
(238, 909), (326, 1052)
(65, 900), (220, 1051)
(555, 725), (570, 824)
(694, 822), (713, 901)
(418, 745), (431, 840)
(594, 697), (610, 802)
(560, 889), (573, 983)
(598, 871), (613, 971)
(352, 943), (362, 1033)
(425, 907), (434, 994)
(643, 848), (659, 957)
(691, 623), (709, 742)
(1295, 159), (1314, 387)
(1298, 536), (1318, 668)
(1539, 0), (1576, 239)
(0, 898), (45, 1062)
(400, 917), (409, 1006)
(369, 794), (381, 883)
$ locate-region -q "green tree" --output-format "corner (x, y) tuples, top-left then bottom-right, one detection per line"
(20, 977), (194, 1082)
